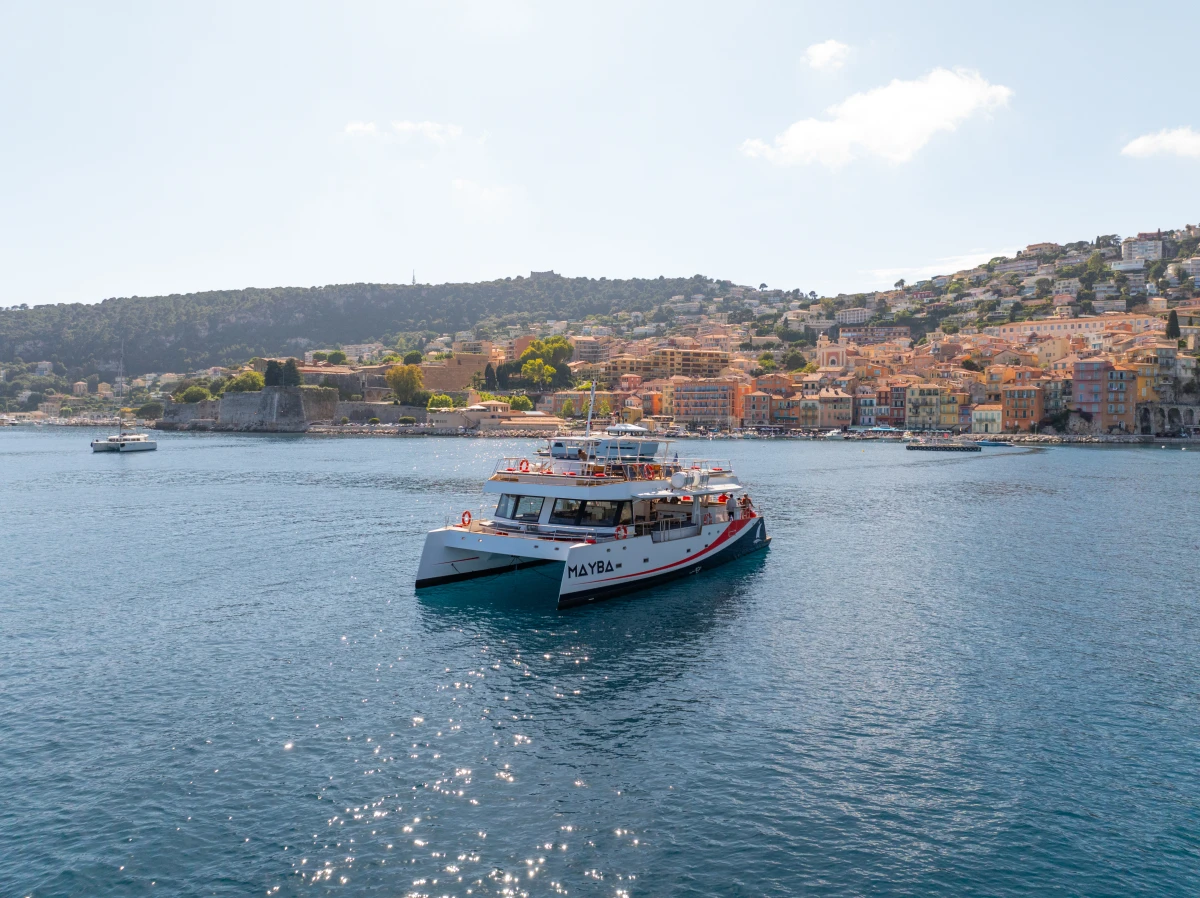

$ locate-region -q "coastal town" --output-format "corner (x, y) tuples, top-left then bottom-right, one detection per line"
(5, 228), (1200, 439)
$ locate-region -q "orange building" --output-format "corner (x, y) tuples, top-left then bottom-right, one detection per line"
(1001, 383), (1044, 431)
(672, 379), (750, 429)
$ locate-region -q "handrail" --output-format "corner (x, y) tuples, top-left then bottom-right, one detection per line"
(490, 456), (735, 481)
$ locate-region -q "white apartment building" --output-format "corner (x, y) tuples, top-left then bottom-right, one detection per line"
(1053, 278), (1081, 296)
(1123, 238), (1163, 261)
(1181, 257), (1200, 278)
(835, 307), (871, 325)
(995, 258), (1039, 275)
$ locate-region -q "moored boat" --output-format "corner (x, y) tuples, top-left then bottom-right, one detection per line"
(906, 438), (981, 452)
(91, 432), (157, 452)
(415, 427), (770, 607)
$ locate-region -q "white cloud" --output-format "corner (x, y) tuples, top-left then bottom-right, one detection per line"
(804, 39), (849, 71)
(393, 121), (463, 144)
(1121, 127), (1200, 159)
(741, 67), (1012, 169)
(866, 247), (1019, 288)
(343, 121), (378, 136)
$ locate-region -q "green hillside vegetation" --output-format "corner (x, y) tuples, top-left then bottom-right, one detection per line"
(0, 274), (714, 375)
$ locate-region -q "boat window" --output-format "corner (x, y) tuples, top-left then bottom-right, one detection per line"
(580, 501), (617, 527)
(548, 498), (584, 525)
(495, 495), (544, 522)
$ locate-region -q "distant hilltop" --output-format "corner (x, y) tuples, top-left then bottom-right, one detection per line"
(0, 275), (714, 374)
(1, 223), (1198, 374)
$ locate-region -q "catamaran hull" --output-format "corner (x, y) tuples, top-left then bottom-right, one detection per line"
(556, 516), (769, 608)
(415, 516), (770, 608)
(91, 441), (157, 452)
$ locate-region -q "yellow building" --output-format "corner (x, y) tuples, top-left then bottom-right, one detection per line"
(905, 383), (943, 430)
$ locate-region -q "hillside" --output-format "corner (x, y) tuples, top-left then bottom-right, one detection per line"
(0, 274), (713, 374)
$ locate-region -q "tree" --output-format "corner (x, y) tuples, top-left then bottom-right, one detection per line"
(179, 385), (211, 403)
(894, 278), (906, 290)
(224, 370), (265, 393)
(484, 363), (497, 390)
(386, 364), (424, 404)
(560, 398), (576, 418)
(757, 353), (777, 372)
(59, 406), (73, 417)
(403, 350), (424, 365)
(596, 398), (611, 417)
(1166, 310), (1181, 339)
(1035, 278), (1052, 299)
(782, 350), (806, 371)
(521, 358), (555, 390)
(135, 401), (164, 419)
(802, 361), (819, 374)
(961, 359), (981, 372)
(327, 350), (348, 365)
(759, 283), (768, 290)
(509, 395), (533, 411)
(427, 393), (455, 409)
(282, 358), (302, 386)
(264, 360), (283, 386)
(311, 351), (328, 362)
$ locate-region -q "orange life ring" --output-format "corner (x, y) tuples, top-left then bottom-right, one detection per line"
(643, 463), (654, 479)
(615, 525), (628, 540)
(703, 512), (713, 525)
(461, 510), (472, 527)
(519, 458), (530, 473)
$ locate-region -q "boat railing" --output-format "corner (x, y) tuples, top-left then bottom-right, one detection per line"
(490, 456), (735, 482)
(646, 519), (702, 542)
(456, 517), (627, 544)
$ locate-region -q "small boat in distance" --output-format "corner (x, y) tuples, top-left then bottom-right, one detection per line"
(906, 438), (981, 452)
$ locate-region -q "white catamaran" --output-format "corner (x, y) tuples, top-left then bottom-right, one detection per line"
(415, 425), (770, 607)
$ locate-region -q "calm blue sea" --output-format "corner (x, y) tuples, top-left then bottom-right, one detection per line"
(1, 428), (1198, 897)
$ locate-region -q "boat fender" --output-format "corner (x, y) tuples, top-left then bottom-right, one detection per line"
(614, 525), (628, 540)
(461, 510), (472, 527)
(518, 458), (530, 473)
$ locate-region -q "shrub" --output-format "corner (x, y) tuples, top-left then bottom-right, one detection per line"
(224, 370), (265, 393)
(510, 395), (533, 411)
(398, 416), (416, 425)
(368, 417), (380, 425)
(340, 416), (349, 425)
(179, 385), (211, 403)
(403, 350), (423, 365)
(427, 393), (455, 409)
(327, 350), (348, 365)
(135, 401), (164, 419)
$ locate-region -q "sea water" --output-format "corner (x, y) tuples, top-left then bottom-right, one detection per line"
(1, 429), (1198, 896)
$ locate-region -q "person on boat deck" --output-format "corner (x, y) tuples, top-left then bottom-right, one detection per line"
(726, 494), (737, 521)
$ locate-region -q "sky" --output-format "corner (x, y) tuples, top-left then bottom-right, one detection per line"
(2, 1), (1199, 307)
